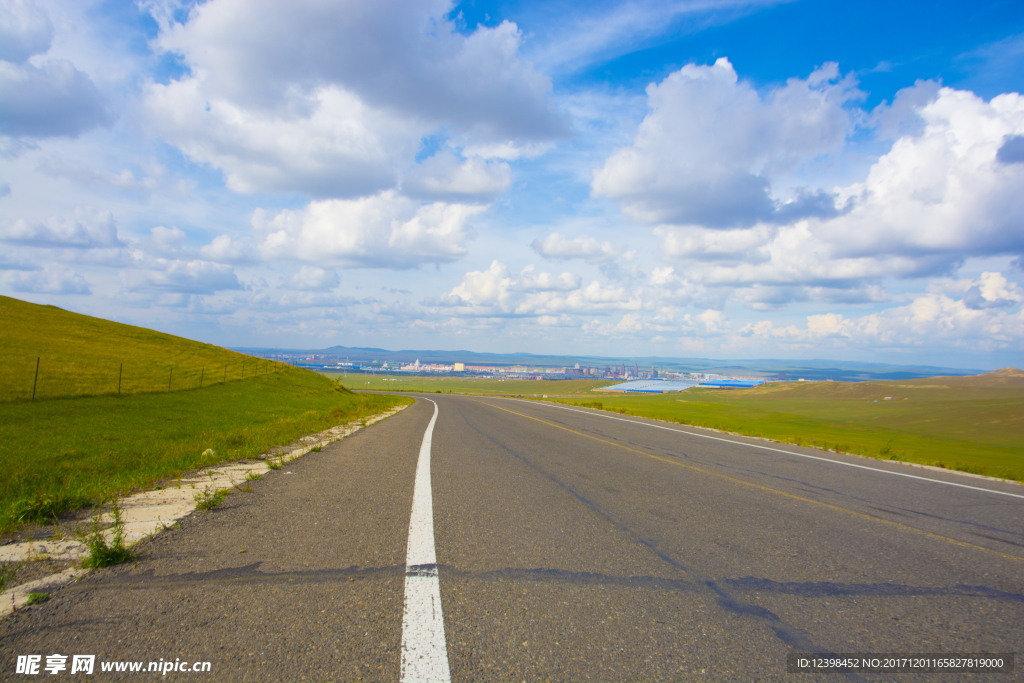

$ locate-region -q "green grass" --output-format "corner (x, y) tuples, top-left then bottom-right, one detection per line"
(332, 373), (614, 396)
(1, 295), (281, 402)
(546, 377), (1024, 482)
(194, 487), (231, 511)
(81, 497), (136, 569)
(0, 366), (410, 532)
(0, 296), (412, 533)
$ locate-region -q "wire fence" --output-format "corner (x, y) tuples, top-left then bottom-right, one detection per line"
(5, 356), (285, 403)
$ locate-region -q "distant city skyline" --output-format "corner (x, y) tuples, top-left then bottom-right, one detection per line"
(1, 0), (1022, 370)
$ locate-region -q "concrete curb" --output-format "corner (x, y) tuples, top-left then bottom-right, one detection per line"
(0, 404), (408, 618)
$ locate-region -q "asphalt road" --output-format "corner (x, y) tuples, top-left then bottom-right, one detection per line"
(2, 394), (1022, 681)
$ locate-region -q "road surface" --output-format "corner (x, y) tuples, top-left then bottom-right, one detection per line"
(2, 395), (1021, 681)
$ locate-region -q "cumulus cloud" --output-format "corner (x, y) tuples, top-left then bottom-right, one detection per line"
(512, 264), (581, 292)
(122, 260), (243, 294)
(437, 260), (639, 317)
(592, 58), (861, 227)
(822, 88), (1024, 261)
(403, 151), (511, 202)
(284, 265), (340, 292)
(1, 209), (123, 249)
(255, 191), (484, 268)
(0, 0), (52, 63)
(145, 0), (566, 197)
(740, 275), (1023, 352)
(639, 83), (1024, 308)
(144, 80), (414, 197)
(250, 289), (356, 311)
(962, 271), (1023, 309)
(199, 234), (256, 264)
(149, 226), (188, 255)
(3, 266), (89, 294)
(531, 232), (618, 263)
(0, 0), (109, 140)
(654, 225), (772, 263)
(582, 308), (727, 339)
(0, 59), (109, 138)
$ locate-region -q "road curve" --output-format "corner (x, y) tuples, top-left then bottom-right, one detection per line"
(1, 394), (1021, 681)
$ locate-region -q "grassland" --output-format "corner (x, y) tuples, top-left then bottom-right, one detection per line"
(0, 297), (411, 533)
(0, 369), (409, 532)
(1, 295), (277, 401)
(328, 373), (614, 396)
(552, 371), (1024, 482)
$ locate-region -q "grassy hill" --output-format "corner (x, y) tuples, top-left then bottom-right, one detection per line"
(0, 297), (410, 533)
(1, 295), (273, 401)
(551, 369), (1024, 482)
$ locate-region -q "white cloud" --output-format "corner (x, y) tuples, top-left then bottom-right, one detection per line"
(582, 308), (727, 338)
(250, 289), (356, 310)
(284, 265), (340, 292)
(149, 226), (187, 255)
(199, 234), (255, 264)
(3, 266), (89, 294)
(512, 264), (581, 292)
(144, 0), (566, 197)
(593, 58), (860, 227)
(403, 150), (511, 202)
(122, 260), (243, 294)
(255, 191), (484, 268)
(741, 286), (1024, 353)
(963, 271), (1023, 309)
(0, 0), (108, 140)
(822, 88), (1024, 261)
(144, 80), (413, 197)
(1, 209), (122, 249)
(654, 225), (773, 263)
(638, 84), (1024, 308)
(0, 0), (52, 63)
(531, 232), (619, 263)
(438, 260), (639, 317)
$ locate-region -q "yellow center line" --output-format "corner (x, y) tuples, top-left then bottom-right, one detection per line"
(474, 399), (1023, 564)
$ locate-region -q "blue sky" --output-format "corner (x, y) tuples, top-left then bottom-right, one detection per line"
(1, 0), (1023, 368)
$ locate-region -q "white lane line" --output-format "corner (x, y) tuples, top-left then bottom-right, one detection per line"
(509, 399), (1024, 501)
(401, 399), (451, 683)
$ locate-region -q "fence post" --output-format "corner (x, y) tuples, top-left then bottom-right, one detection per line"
(118, 363), (123, 395)
(200, 367), (204, 388)
(32, 357), (40, 400)
(168, 367), (173, 392)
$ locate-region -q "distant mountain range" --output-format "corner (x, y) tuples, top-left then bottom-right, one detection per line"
(232, 344), (984, 382)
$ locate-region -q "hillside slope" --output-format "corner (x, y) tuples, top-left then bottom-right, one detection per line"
(0, 295), (411, 532)
(1, 295), (272, 401)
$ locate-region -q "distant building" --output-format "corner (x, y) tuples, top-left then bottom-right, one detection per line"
(454, 362), (465, 372)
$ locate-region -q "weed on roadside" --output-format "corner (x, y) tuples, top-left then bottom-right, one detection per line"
(309, 444), (323, 453)
(0, 560), (21, 593)
(27, 592), (49, 604)
(267, 458), (283, 470)
(194, 486), (229, 510)
(245, 471), (261, 481)
(81, 497), (136, 569)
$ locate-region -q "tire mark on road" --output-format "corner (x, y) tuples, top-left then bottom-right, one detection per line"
(478, 400), (1024, 563)
(453, 404), (861, 677)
